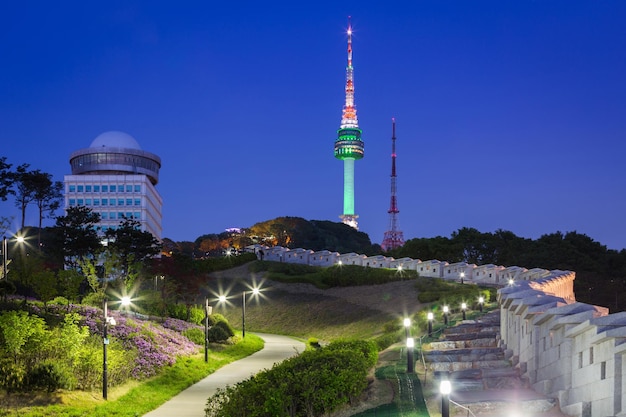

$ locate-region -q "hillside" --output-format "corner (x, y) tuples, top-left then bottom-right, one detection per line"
(209, 264), (422, 340)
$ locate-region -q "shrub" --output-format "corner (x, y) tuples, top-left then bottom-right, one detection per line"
(206, 338), (377, 417)
(214, 319), (235, 338)
(0, 358), (25, 393)
(25, 362), (69, 392)
(208, 326), (230, 343)
(183, 328), (205, 345)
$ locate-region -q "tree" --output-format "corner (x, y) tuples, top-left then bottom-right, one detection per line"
(105, 217), (161, 265)
(32, 269), (58, 309)
(0, 157), (14, 201)
(12, 164), (37, 229)
(52, 206), (101, 270)
(57, 269), (85, 305)
(10, 249), (44, 301)
(31, 171), (63, 247)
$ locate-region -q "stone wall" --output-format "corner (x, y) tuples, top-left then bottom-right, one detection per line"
(498, 271), (626, 417)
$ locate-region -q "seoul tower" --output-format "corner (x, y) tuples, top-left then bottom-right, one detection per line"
(334, 17), (364, 229)
(381, 118), (405, 251)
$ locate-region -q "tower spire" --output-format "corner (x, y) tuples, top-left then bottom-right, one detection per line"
(381, 118), (405, 251)
(335, 17), (364, 229)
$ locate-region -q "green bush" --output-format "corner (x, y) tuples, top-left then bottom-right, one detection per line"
(206, 339), (377, 417)
(0, 358), (25, 393)
(214, 320), (235, 338)
(208, 326), (231, 343)
(167, 304), (206, 325)
(25, 362), (69, 392)
(183, 328), (205, 345)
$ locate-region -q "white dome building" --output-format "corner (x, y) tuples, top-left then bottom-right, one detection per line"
(64, 131), (163, 240)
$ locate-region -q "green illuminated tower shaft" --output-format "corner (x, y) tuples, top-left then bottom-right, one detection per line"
(334, 19), (364, 229)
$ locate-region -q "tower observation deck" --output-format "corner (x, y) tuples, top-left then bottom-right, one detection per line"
(334, 18), (364, 229)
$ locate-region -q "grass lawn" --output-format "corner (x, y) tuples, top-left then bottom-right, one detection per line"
(0, 333), (264, 417)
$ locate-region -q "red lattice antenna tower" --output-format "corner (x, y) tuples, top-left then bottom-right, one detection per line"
(381, 118), (405, 251)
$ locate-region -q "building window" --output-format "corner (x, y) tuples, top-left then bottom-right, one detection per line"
(94, 200), (100, 206)
(118, 199), (124, 206)
(126, 199), (132, 206)
(110, 199), (116, 206)
(126, 185), (132, 192)
(110, 185), (116, 192)
(102, 199), (108, 206)
(94, 185), (100, 192)
(134, 199), (141, 206)
(69, 185), (76, 192)
(601, 361), (606, 380)
(102, 185), (108, 192)
(590, 347), (594, 364)
(86, 185), (92, 192)
(117, 185), (123, 193)
(578, 352), (583, 368)
(69, 199), (76, 206)
(134, 185), (141, 192)
(118, 212), (125, 219)
(134, 212), (140, 219)
(77, 185), (84, 192)
(85, 199), (92, 206)
(77, 199), (83, 205)
(101, 212), (108, 220)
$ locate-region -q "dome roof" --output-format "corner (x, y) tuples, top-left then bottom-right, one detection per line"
(90, 131), (142, 150)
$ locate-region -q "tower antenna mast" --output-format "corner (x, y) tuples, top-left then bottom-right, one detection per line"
(334, 17), (364, 229)
(381, 118), (405, 251)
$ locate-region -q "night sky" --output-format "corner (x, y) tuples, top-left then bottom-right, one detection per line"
(2, 1), (626, 249)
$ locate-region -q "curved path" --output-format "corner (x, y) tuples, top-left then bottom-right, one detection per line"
(144, 333), (305, 417)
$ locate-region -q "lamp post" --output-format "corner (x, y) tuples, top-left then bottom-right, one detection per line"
(103, 297), (130, 400)
(440, 376), (451, 417)
(242, 287), (260, 338)
(204, 297), (213, 363)
(478, 296), (484, 312)
(460, 271), (465, 284)
(461, 302), (467, 320)
(406, 337), (414, 373)
(2, 236), (6, 280)
(427, 312), (434, 337)
(443, 305), (449, 325)
(403, 317), (411, 340)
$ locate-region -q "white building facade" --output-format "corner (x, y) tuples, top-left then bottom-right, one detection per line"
(64, 131), (163, 240)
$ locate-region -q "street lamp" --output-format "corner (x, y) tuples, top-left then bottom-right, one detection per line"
(443, 305), (449, 325)
(460, 271), (465, 284)
(204, 297), (213, 363)
(103, 296), (131, 400)
(242, 287), (260, 338)
(427, 312), (434, 337)
(478, 296), (484, 312)
(440, 376), (452, 417)
(403, 317), (411, 339)
(461, 302), (467, 320)
(2, 235), (6, 280)
(406, 337), (414, 373)
(509, 278), (514, 286)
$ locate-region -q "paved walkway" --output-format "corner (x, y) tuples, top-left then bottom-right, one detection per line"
(144, 333), (306, 417)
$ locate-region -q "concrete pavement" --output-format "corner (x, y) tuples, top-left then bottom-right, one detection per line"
(143, 333), (306, 417)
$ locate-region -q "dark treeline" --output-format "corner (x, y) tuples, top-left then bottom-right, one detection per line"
(387, 227), (626, 313)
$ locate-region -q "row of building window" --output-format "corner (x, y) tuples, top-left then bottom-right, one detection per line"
(68, 184), (141, 193)
(100, 212), (141, 220)
(68, 199), (141, 207)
